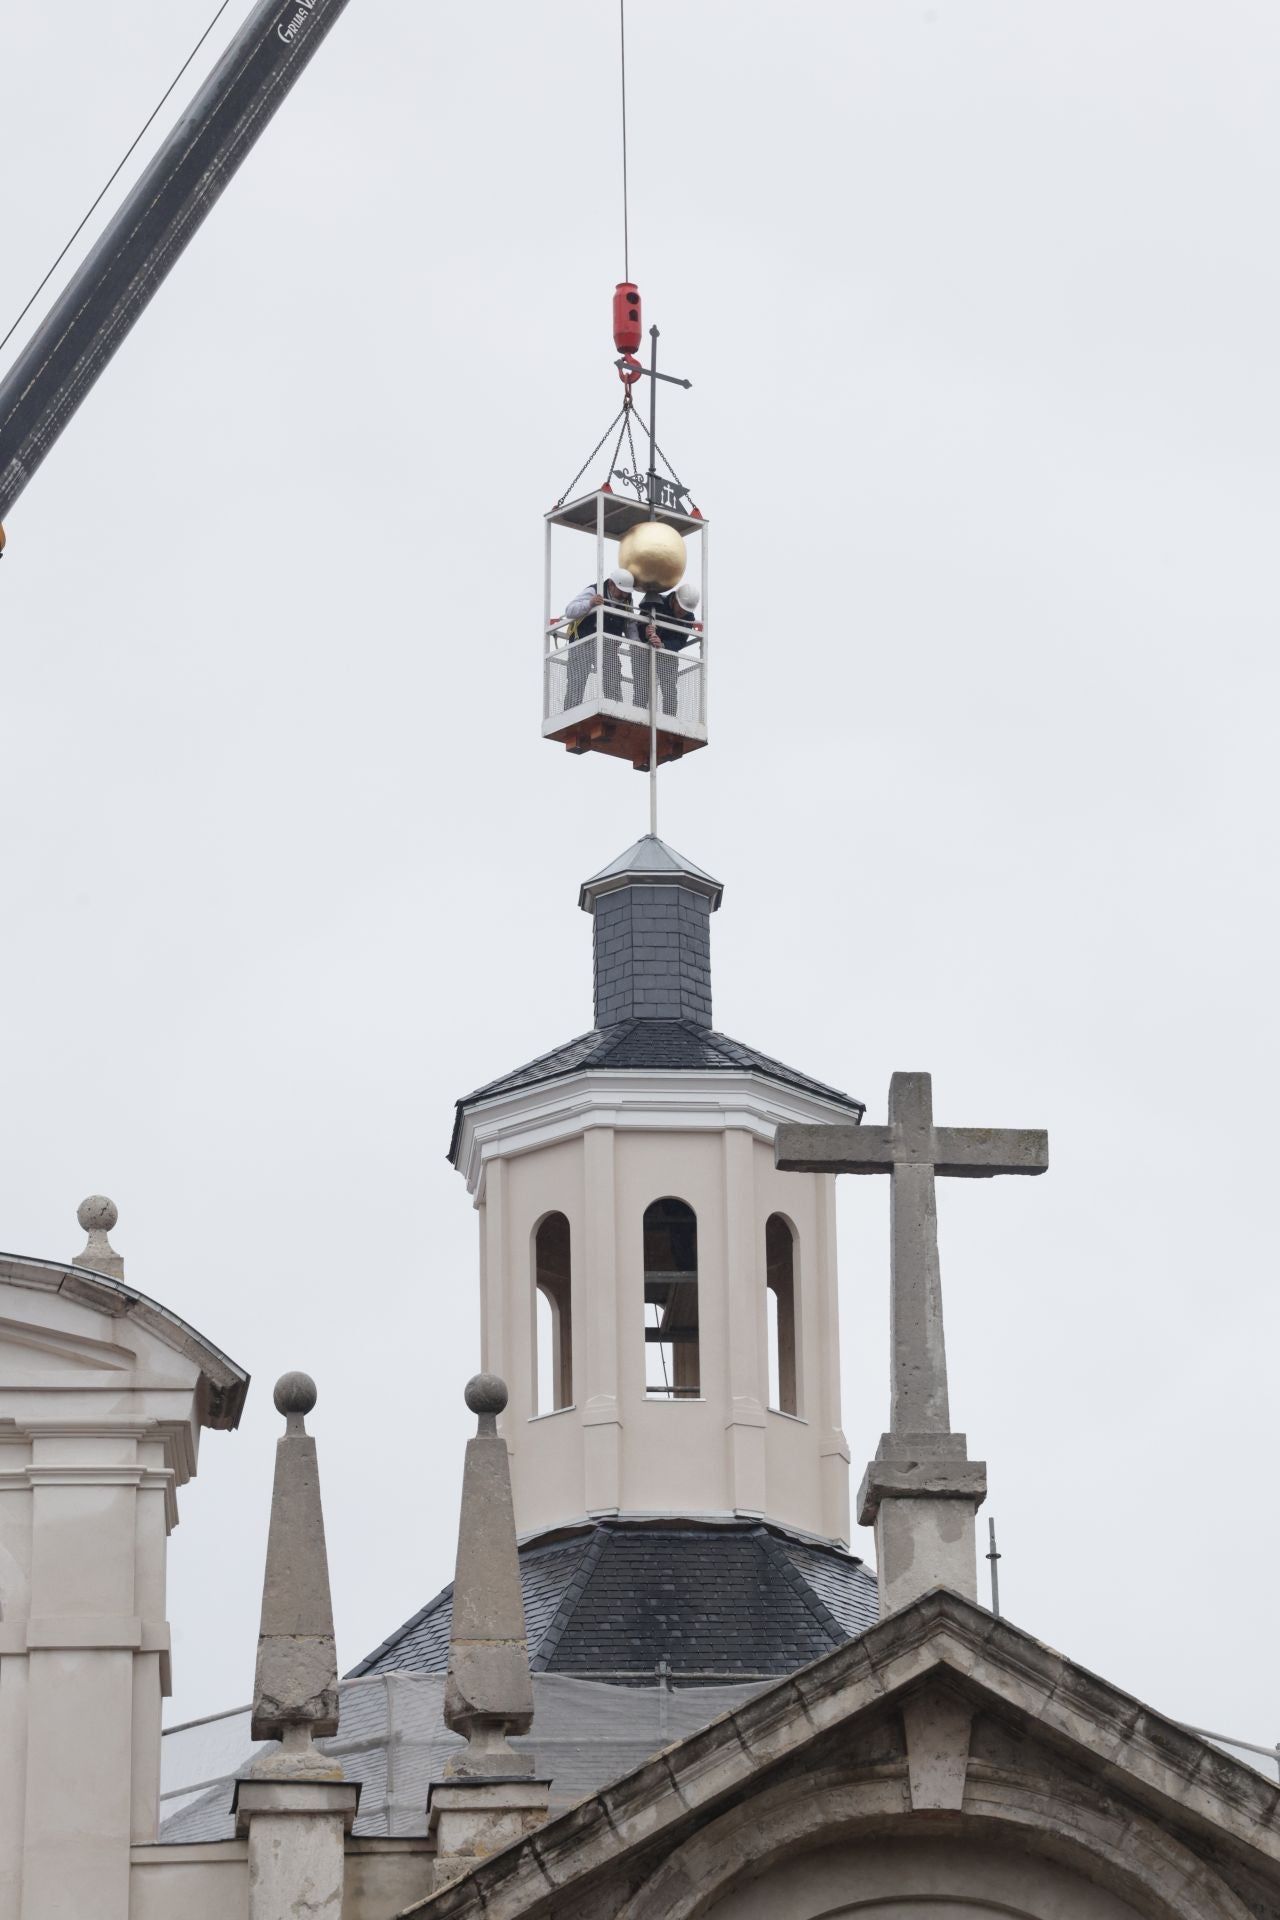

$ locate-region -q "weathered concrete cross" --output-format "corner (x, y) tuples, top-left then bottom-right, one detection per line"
(775, 1073), (1047, 1436)
(777, 1073), (1047, 1612)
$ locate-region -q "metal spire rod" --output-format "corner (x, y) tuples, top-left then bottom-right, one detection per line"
(649, 646), (659, 835)
(647, 326), (659, 518)
(987, 1516), (1002, 1617)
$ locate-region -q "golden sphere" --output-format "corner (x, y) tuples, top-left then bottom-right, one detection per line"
(617, 520), (686, 591)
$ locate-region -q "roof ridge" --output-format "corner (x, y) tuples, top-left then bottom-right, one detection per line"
(346, 1530), (602, 1677)
(529, 1528), (611, 1672)
(343, 1582), (453, 1678)
(751, 1526), (847, 1649)
(588, 1019), (642, 1065)
(455, 1026), (605, 1107)
(706, 1028), (864, 1110)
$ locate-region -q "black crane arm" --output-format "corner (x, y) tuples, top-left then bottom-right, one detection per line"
(0, 0), (356, 528)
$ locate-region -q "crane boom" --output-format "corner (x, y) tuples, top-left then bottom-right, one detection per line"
(0, 0), (356, 526)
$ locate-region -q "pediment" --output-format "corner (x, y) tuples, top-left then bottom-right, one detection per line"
(0, 1256), (247, 1428)
(0, 1314), (137, 1375)
(409, 1591), (1280, 1920)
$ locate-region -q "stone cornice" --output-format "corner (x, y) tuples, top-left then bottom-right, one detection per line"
(0, 1415), (201, 1499)
(456, 1070), (861, 1199)
(403, 1589), (1280, 1918)
(0, 1253), (248, 1429)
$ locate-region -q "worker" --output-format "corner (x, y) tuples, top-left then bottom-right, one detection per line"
(563, 567), (639, 707)
(635, 580), (701, 716)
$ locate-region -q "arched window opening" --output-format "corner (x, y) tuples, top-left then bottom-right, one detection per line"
(534, 1212), (572, 1413)
(765, 1213), (798, 1415)
(643, 1197), (699, 1399)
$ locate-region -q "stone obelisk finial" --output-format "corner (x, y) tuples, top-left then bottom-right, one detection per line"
(443, 1373), (535, 1775)
(72, 1195), (124, 1280)
(250, 1372), (342, 1779)
(235, 1373), (358, 1917)
(431, 1374), (549, 1885)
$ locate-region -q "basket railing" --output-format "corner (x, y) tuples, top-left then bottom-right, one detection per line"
(543, 620), (706, 734)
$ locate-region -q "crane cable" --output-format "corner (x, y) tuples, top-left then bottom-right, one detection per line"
(0, 0), (235, 363)
(620, 0), (630, 282)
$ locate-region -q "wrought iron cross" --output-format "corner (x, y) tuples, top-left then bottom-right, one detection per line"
(775, 1073), (1047, 1436)
(614, 325), (691, 517)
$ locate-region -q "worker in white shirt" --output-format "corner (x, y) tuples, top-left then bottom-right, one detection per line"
(563, 566), (639, 706)
(634, 579), (700, 715)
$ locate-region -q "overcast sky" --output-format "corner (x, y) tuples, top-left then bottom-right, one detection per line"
(2, 1), (1277, 1754)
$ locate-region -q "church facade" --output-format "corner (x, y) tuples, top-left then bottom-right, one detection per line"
(2, 831), (1280, 1920)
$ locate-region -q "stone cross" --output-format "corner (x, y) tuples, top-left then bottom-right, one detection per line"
(776, 1072), (1047, 1613)
(777, 1072), (1046, 1434)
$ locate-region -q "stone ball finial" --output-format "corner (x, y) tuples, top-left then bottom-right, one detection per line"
(274, 1371), (318, 1416)
(77, 1194), (118, 1233)
(464, 1372), (508, 1416)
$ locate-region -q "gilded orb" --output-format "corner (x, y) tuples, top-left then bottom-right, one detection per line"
(617, 520), (686, 591)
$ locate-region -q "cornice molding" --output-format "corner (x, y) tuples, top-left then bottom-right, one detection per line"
(407, 1591), (1280, 1920)
(457, 1069), (859, 1198)
(0, 1254), (248, 1429)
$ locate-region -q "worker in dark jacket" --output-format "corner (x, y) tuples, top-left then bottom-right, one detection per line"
(635, 580), (700, 715)
(563, 566), (638, 707)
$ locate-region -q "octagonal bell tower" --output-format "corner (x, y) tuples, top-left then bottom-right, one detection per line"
(449, 835), (863, 1548)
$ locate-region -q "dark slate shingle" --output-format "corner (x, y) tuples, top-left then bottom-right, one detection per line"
(448, 1021), (864, 1164)
(348, 1521), (878, 1682)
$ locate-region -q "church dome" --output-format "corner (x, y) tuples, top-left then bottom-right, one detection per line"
(349, 1518), (878, 1683)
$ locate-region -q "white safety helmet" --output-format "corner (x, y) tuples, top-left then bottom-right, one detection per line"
(674, 580), (701, 612)
(608, 566), (635, 593)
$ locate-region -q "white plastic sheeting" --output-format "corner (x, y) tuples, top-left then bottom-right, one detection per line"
(160, 1670), (770, 1841)
(159, 1704), (261, 1823)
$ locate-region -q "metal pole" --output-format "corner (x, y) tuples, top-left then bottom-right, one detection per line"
(700, 523), (709, 725)
(0, 0), (357, 525)
(647, 326), (659, 518)
(543, 518), (552, 652)
(543, 515), (554, 728)
(595, 489), (606, 707)
(987, 1517), (1001, 1618)
(649, 643), (659, 836)
(1175, 1721), (1280, 1781)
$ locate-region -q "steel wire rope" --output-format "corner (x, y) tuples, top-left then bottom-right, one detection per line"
(620, 0), (631, 281)
(631, 409), (687, 493)
(623, 407), (641, 492)
(0, 0), (236, 361)
(556, 403), (627, 505)
(606, 406), (633, 486)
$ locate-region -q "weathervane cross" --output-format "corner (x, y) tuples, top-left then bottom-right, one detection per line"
(776, 1072), (1047, 1439)
(614, 325), (692, 518)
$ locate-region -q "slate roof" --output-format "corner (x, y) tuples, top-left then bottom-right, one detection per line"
(579, 833), (724, 909)
(348, 1519), (878, 1681)
(448, 1021), (865, 1164)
